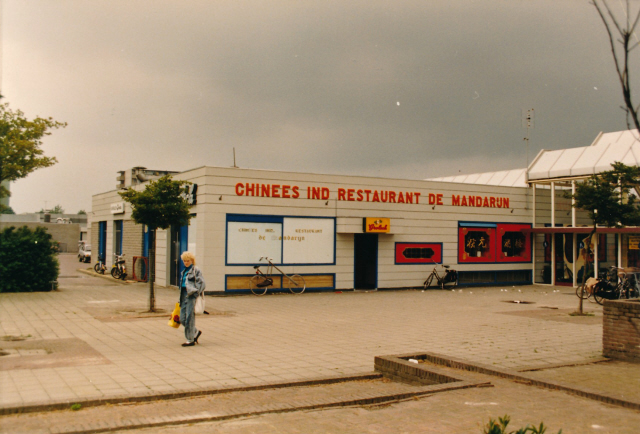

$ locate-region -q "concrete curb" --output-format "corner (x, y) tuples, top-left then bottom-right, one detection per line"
(76, 268), (144, 285)
(46, 380), (486, 434)
(375, 352), (640, 411)
(0, 373), (382, 416)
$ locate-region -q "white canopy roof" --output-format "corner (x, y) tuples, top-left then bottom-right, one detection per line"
(427, 168), (527, 188)
(427, 130), (640, 187)
(527, 129), (640, 182)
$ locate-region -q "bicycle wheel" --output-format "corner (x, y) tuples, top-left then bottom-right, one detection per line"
(622, 280), (637, 299)
(575, 285), (589, 299)
(249, 275), (269, 295)
(111, 267), (122, 279)
(424, 275), (434, 289)
(94, 263), (101, 273)
(287, 274), (306, 294)
(593, 288), (615, 305)
(442, 278), (457, 290)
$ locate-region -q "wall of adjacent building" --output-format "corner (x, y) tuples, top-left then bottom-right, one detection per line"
(0, 222), (80, 253)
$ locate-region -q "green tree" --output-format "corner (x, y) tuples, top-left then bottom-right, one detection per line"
(119, 175), (193, 312)
(568, 162), (640, 313)
(0, 96), (66, 212)
(0, 226), (59, 292)
(77, 210), (87, 215)
(1, 206), (15, 214)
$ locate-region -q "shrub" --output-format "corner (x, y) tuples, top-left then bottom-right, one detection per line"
(483, 415), (562, 434)
(0, 226), (59, 292)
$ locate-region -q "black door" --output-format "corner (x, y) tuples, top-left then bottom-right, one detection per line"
(354, 233), (378, 290)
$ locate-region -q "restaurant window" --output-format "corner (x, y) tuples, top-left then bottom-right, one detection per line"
(458, 224), (495, 263)
(497, 223), (531, 263)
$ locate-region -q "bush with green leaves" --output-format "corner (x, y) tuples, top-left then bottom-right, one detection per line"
(0, 226), (59, 292)
(484, 415), (562, 434)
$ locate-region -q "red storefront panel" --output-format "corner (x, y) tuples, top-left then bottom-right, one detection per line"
(459, 227), (495, 263)
(395, 243), (443, 264)
(497, 223), (531, 263)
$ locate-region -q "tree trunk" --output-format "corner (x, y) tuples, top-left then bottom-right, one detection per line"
(149, 229), (156, 312)
(578, 227), (597, 314)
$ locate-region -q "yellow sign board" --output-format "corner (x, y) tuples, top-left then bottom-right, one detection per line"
(364, 218), (390, 233)
(629, 235), (640, 250)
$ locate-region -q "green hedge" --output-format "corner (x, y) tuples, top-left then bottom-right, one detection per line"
(0, 226), (59, 292)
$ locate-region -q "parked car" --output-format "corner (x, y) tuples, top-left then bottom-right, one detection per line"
(78, 244), (91, 263)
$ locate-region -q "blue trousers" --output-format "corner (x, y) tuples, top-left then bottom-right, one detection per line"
(179, 288), (199, 342)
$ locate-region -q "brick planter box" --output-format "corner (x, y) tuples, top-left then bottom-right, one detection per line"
(603, 299), (640, 362)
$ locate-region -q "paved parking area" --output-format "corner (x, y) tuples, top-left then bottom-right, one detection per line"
(1, 254), (638, 433)
(0, 255), (605, 407)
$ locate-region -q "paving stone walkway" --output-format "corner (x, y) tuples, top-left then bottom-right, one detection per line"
(0, 254), (638, 433)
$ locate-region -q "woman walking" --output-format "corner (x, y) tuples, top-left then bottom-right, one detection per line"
(179, 251), (205, 347)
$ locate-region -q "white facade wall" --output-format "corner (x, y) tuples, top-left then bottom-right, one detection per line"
(92, 166), (584, 291)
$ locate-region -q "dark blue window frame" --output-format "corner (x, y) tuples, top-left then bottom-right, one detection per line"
(225, 213), (336, 266)
(114, 220), (123, 255)
(98, 221), (107, 262)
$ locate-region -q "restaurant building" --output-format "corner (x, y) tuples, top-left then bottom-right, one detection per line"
(90, 130), (640, 292)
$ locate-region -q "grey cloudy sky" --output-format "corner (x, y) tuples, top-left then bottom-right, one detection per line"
(1, 0), (638, 214)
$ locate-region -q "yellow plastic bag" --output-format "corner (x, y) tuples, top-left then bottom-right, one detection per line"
(168, 302), (180, 328)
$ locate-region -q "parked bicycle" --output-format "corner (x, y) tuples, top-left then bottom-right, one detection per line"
(590, 266), (640, 305)
(111, 253), (127, 280)
(250, 257), (306, 295)
(575, 280), (594, 301)
(94, 255), (106, 274)
(423, 262), (458, 290)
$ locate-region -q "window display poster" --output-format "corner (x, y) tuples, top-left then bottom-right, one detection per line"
(227, 221), (282, 264)
(458, 226), (495, 263)
(283, 218), (335, 264)
(497, 223), (531, 262)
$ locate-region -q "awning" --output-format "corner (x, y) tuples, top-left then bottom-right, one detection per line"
(521, 227), (640, 234)
(528, 129), (640, 182)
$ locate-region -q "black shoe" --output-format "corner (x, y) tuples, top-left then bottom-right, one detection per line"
(194, 330), (202, 344)
(181, 341), (195, 347)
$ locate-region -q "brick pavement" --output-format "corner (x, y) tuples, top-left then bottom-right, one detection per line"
(0, 375), (488, 433)
(1, 366), (639, 433)
(122, 375), (639, 434)
(1, 254), (638, 432)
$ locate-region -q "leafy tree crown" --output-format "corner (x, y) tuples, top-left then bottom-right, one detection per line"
(0, 101), (66, 189)
(570, 162), (640, 227)
(118, 175), (193, 230)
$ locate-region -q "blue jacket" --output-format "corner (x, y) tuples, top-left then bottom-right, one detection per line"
(180, 266), (206, 297)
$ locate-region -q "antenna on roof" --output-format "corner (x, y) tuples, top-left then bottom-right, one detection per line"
(232, 148), (239, 168)
(522, 108), (534, 169)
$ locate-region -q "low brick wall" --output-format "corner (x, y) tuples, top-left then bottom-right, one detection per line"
(603, 299), (640, 362)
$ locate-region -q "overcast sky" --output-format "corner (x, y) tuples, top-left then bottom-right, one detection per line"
(2, 0), (639, 214)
